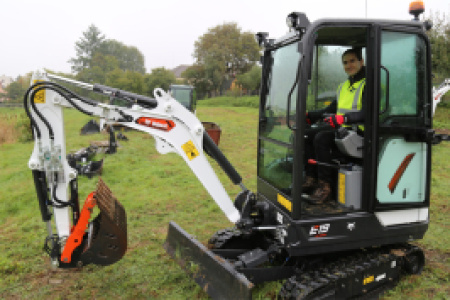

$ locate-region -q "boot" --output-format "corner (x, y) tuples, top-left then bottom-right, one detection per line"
(302, 176), (317, 194)
(308, 180), (331, 205)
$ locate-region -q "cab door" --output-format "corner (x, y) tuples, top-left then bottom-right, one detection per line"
(374, 27), (431, 223)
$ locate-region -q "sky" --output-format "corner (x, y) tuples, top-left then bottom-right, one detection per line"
(1, 0), (449, 79)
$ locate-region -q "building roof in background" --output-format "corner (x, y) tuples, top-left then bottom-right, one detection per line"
(171, 65), (190, 78)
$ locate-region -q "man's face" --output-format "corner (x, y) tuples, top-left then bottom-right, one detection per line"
(342, 53), (363, 77)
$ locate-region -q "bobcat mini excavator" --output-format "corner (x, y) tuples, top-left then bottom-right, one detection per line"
(25, 2), (447, 299)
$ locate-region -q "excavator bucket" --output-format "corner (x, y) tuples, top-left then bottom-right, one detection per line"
(80, 119), (100, 135)
(164, 221), (253, 299)
(79, 178), (127, 266)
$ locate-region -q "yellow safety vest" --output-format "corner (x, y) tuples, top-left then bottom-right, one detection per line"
(336, 78), (365, 131)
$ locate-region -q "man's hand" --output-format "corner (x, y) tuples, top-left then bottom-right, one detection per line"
(324, 115), (345, 128)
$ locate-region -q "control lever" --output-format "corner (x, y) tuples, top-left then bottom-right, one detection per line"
(307, 159), (353, 171)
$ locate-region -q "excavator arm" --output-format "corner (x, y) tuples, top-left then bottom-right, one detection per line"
(432, 78), (449, 115)
(26, 71), (243, 268)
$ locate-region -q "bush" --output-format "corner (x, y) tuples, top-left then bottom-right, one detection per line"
(0, 117), (16, 144)
(15, 113), (33, 142)
(0, 111), (33, 144)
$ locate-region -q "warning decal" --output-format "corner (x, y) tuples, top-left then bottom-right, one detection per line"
(277, 194), (292, 212)
(182, 140), (199, 161)
(338, 173), (346, 204)
(33, 80), (46, 103)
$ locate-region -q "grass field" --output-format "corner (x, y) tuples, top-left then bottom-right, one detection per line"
(0, 98), (448, 299)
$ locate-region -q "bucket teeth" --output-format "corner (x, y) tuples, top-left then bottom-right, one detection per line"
(79, 178), (127, 266)
(96, 178), (127, 236)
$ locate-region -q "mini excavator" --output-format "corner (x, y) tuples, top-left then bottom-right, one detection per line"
(25, 1), (448, 298)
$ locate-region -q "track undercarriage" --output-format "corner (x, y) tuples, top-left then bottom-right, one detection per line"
(165, 222), (425, 299)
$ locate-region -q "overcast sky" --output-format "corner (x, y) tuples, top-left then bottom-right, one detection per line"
(2, 0), (448, 78)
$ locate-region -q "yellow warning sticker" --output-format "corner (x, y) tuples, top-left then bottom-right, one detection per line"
(338, 173), (346, 205)
(363, 275), (374, 285)
(33, 80), (46, 103)
(182, 140), (199, 161)
(277, 194), (292, 212)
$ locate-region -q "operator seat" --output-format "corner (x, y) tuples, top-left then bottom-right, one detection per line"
(334, 127), (363, 159)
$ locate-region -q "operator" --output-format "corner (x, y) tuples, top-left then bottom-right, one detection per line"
(303, 47), (366, 204)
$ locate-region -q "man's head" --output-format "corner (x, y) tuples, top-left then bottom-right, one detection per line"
(342, 48), (364, 77)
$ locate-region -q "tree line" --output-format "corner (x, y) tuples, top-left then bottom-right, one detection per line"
(427, 12), (449, 82)
(4, 12), (449, 102)
(5, 23), (261, 102)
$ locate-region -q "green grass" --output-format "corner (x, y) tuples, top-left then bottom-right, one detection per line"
(433, 100), (450, 131)
(198, 95), (259, 108)
(0, 102), (449, 299)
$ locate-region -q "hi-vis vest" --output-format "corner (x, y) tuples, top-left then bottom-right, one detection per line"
(336, 78), (365, 131)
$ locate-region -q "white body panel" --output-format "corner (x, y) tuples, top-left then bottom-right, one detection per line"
(375, 208), (429, 227)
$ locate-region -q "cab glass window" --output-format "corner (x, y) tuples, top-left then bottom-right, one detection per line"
(260, 42), (300, 143)
(259, 42), (300, 191)
(379, 31), (428, 124)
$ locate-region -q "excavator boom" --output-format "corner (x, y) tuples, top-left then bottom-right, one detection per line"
(25, 71), (242, 268)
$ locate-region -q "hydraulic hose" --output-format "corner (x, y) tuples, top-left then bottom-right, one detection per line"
(31, 85), (95, 116)
(26, 81), (98, 140)
(51, 174), (73, 208)
(202, 132), (242, 185)
(29, 86), (55, 139)
(23, 84), (42, 138)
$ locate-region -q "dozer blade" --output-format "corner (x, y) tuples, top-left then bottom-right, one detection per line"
(164, 221), (253, 300)
(80, 178), (127, 266)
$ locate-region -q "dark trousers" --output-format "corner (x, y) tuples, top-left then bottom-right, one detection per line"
(304, 129), (340, 184)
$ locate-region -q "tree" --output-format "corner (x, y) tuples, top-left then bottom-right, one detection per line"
(99, 40), (146, 74)
(426, 12), (450, 77)
(75, 53), (120, 84)
(69, 24), (105, 73)
(76, 66), (107, 84)
(5, 74), (31, 102)
(69, 26), (146, 75)
(236, 65), (262, 93)
(105, 69), (145, 94)
(193, 23), (260, 94)
(144, 68), (176, 95)
(91, 52), (120, 74)
(5, 81), (25, 102)
(182, 65), (211, 99)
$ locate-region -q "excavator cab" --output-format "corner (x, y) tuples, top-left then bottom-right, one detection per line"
(169, 84), (196, 112)
(258, 16), (432, 224)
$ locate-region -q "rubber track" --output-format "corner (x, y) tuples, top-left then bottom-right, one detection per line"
(208, 227), (242, 248)
(278, 246), (404, 299)
(210, 229), (419, 299)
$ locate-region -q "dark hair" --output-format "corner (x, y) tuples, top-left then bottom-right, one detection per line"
(342, 47), (363, 61)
